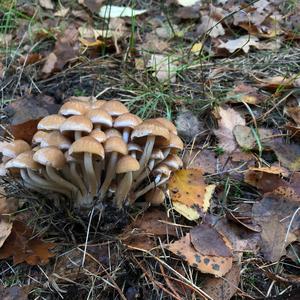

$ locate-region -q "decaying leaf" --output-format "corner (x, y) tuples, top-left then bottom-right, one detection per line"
(227, 83), (266, 104)
(39, 0), (54, 10)
(78, 0), (104, 13)
(183, 150), (217, 174)
(0, 221), (55, 265)
(197, 16), (225, 38)
(285, 106), (300, 126)
(54, 6), (69, 17)
(99, 5), (147, 18)
(165, 224), (233, 276)
(168, 169), (215, 220)
(0, 218), (12, 248)
(0, 187), (18, 215)
(201, 263), (241, 300)
(141, 33), (170, 53)
(214, 106), (245, 153)
(217, 35), (260, 53)
(255, 75), (300, 89)
(9, 119), (41, 144)
(252, 195), (300, 262)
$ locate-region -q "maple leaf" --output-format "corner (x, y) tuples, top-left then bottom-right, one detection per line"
(0, 221), (55, 265)
(214, 106), (245, 153)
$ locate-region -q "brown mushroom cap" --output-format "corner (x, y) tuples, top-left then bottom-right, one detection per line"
(40, 131), (72, 150)
(89, 129), (107, 143)
(114, 113), (142, 129)
(85, 109), (113, 128)
(33, 147), (66, 169)
(60, 115), (93, 133)
(116, 155), (140, 174)
(90, 100), (107, 109)
(161, 132), (183, 151)
(152, 164), (171, 177)
(69, 136), (105, 159)
(1, 140), (31, 158)
(59, 101), (90, 116)
(102, 100), (129, 117)
(104, 136), (128, 155)
(155, 117), (177, 135)
(162, 154), (183, 169)
(105, 128), (123, 139)
(5, 150), (40, 170)
(145, 187), (165, 206)
(37, 114), (66, 131)
(32, 131), (49, 145)
(150, 148), (164, 160)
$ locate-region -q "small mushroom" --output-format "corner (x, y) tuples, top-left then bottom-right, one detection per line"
(105, 128), (123, 139)
(145, 187), (165, 206)
(155, 117), (178, 135)
(160, 132), (184, 158)
(102, 100), (129, 118)
(161, 154), (183, 170)
(60, 115), (93, 140)
(1, 140), (31, 159)
(99, 136), (128, 200)
(85, 109), (113, 130)
(37, 114), (66, 131)
(113, 113), (142, 143)
(114, 155), (140, 208)
(90, 100), (107, 109)
(59, 101), (90, 116)
(128, 143), (143, 159)
(40, 131), (72, 150)
(32, 131), (49, 146)
(69, 136), (105, 205)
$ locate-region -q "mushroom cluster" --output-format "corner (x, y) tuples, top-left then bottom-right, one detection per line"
(0, 98), (183, 209)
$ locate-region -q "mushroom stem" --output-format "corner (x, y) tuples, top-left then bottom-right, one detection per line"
(75, 131), (82, 140)
(94, 159), (102, 192)
(69, 162), (87, 196)
(20, 169), (43, 192)
(99, 152), (118, 200)
(133, 135), (155, 179)
(45, 165), (80, 199)
(122, 128), (130, 143)
(115, 172), (132, 208)
(84, 152), (97, 199)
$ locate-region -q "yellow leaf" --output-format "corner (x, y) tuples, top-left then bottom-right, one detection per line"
(191, 42), (203, 54)
(79, 37), (104, 47)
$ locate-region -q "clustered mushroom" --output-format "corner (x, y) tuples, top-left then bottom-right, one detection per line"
(0, 98), (183, 209)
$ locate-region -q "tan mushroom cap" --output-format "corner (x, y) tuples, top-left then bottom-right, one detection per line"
(131, 121), (170, 142)
(116, 155), (140, 174)
(162, 154), (183, 170)
(128, 143), (143, 153)
(90, 100), (107, 109)
(40, 131), (72, 150)
(85, 109), (113, 127)
(161, 132), (183, 151)
(32, 131), (49, 145)
(145, 188), (165, 206)
(69, 136), (105, 158)
(1, 140), (31, 158)
(114, 113), (142, 129)
(104, 136), (128, 155)
(5, 150), (40, 170)
(59, 101), (90, 116)
(60, 115), (93, 133)
(155, 117), (177, 135)
(89, 129), (107, 143)
(37, 114), (66, 131)
(33, 147), (66, 169)
(153, 164), (171, 177)
(105, 128), (122, 139)
(102, 100), (129, 117)
(151, 148), (164, 160)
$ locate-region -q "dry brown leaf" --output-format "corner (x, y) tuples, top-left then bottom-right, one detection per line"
(19, 53), (43, 66)
(214, 106), (245, 153)
(165, 224), (233, 276)
(197, 16), (225, 38)
(42, 52), (57, 74)
(0, 221), (55, 265)
(39, 0), (54, 10)
(168, 169), (215, 220)
(0, 187), (18, 215)
(79, 0), (104, 13)
(183, 150), (217, 174)
(9, 119), (41, 144)
(217, 35), (260, 54)
(285, 106), (300, 126)
(252, 195), (300, 261)
(201, 263), (241, 300)
(255, 75), (300, 89)
(0, 218), (12, 248)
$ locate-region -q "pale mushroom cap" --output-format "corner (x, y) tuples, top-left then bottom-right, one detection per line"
(145, 188), (165, 206)
(116, 155), (140, 174)
(69, 136), (105, 159)
(60, 115), (93, 133)
(59, 101), (90, 116)
(33, 147), (66, 169)
(85, 109), (113, 127)
(32, 131), (49, 145)
(90, 100), (107, 109)
(114, 113), (142, 129)
(153, 164), (171, 177)
(40, 131), (72, 150)
(155, 117), (177, 134)
(161, 133), (184, 150)
(102, 100), (129, 117)
(128, 143), (143, 153)
(104, 136), (128, 155)
(6, 150), (40, 170)
(89, 129), (107, 143)
(37, 115), (66, 131)
(1, 140), (31, 158)
(162, 154), (183, 170)
(131, 121), (170, 142)
(105, 128), (123, 139)
(150, 148), (164, 160)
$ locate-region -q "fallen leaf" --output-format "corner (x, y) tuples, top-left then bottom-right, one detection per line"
(201, 263), (241, 300)
(183, 150), (217, 174)
(0, 218), (12, 248)
(168, 169), (215, 220)
(99, 5), (147, 18)
(141, 33), (170, 53)
(0, 187), (18, 215)
(191, 42), (203, 55)
(39, 0), (54, 10)
(19, 53), (43, 66)
(217, 35), (260, 53)
(9, 119), (41, 144)
(285, 106), (300, 126)
(0, 285), (31, 300)
(0, 221), (55, 265)
(197, 16), (225, 38)
(41, 52), (57, 74)
(214, 106), (246, 153)
(165, 224), (233, 276)
(147, 54), (178, 83)
(177, 0), (200, 6)
(54, 6), (69, 17)
(252, 194), (300, 261)
(227, 83), (266, 104)
(79, 0), (104, 13)
(255, 75), (300, 89)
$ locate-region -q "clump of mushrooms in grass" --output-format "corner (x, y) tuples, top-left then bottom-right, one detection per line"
(0, 98), (183, 209)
